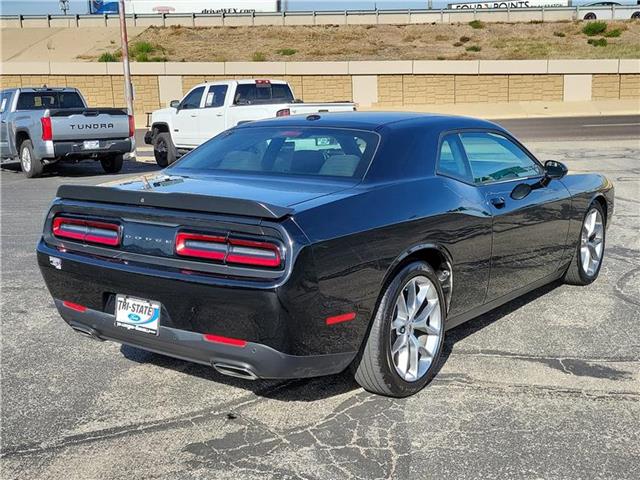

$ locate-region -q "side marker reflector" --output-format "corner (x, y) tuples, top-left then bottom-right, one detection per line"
(63, 301), (87, 313)
(326, 312), (356, 325)
(203, 334), (247, 347)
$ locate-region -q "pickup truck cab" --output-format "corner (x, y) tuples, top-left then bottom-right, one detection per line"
(144, 79), (356, 167)
(0, 87), (134, 178)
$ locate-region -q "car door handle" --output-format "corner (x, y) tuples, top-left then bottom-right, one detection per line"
(490, 196), (506, 209)
(215, 113), (223, 117)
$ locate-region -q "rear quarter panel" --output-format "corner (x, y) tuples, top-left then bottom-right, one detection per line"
(292, 177), (493, 351)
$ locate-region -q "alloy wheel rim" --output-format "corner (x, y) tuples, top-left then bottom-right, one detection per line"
(21, 147), (31, 172)
(580, 208), (604, 277)
(390, 275), (442, 382)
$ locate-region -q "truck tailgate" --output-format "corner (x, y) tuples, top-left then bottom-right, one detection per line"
(50, 108), (130, 141)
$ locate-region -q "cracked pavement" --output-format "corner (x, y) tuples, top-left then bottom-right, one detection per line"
(1, 136), (639, 479)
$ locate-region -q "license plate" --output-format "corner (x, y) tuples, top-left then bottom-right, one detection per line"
(83, 140), (100, 150)
(115, 295), (161, 335)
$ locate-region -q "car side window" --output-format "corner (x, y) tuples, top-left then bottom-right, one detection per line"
(459, 131), (543, 184)
(437, 134), (472, 183)
(0, 91), (12, 114)
(180, 86), (205, 110)
(204, 85), (227, 108)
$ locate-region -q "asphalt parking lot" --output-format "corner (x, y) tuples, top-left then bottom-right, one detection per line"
(1, 118), (639, 479)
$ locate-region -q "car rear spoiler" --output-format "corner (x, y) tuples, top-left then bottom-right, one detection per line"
(56, 185), (294, 220)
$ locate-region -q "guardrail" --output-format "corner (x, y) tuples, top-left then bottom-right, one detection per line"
(1, 6), (639, 29)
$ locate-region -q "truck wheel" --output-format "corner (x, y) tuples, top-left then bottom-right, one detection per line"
(100, 154), (124, 174)
(20, 140), (43, 178)
(584, 12), (597, 20)
(154, 132), (176, 168)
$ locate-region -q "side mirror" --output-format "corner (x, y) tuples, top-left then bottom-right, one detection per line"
(544, 160), (568, 180)
(169, 100), (180, 109)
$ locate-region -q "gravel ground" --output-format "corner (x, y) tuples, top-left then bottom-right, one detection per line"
(0, 136), (638, 480)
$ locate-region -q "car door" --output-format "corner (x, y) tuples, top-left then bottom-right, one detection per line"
(457, 131), (572, 302)
(0, 90), (14, 159)
(197, 84), (228, 144)
(172, 86), (205, 147)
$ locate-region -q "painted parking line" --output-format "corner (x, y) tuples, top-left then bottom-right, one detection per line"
(582, 123), (640, 127)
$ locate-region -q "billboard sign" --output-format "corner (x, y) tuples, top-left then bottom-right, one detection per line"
(90, 1), (279, 14)
(448, 0), (569, 8)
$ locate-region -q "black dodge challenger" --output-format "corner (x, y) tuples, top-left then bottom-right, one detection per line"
(37, 112), (614, 397)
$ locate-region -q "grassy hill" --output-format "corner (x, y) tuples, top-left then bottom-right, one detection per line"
(87, 20), (640, 62)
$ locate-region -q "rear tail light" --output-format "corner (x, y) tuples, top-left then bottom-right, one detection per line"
(276, 108), (290, 117)
(227, 238), (281, 267)
(255, 79), (271, 85)
(52, 216), (120, 247)
(175, 232), (226, 261)
(175, 232), (282, 268)
(41, 117), (52, 141)
(128, 115), (135, 138)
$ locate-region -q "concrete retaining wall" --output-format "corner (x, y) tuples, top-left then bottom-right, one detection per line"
(1, 60), (638, 114)
(1, 6), (639, 29)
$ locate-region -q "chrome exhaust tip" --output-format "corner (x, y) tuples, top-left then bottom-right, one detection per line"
(213, 363), (258, 380)
(70, 324), (103, 341)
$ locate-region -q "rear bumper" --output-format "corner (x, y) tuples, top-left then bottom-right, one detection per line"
(56, 299), (354, 379)
(52, 138), (133, 158)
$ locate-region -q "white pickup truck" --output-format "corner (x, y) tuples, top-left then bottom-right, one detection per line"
(144, 79), (356, 166)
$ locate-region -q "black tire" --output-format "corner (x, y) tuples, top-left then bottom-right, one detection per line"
(154, 132), (176, 168)
(564, 202), (606, 286)
(100, 154), (124, 174)
(583, 13), (597, 20)
(632, 11), (640, 19)
(19, 140), (43, 178)
(354, 261), (446, 397)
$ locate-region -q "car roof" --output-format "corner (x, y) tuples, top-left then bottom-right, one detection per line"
(237, 111), (502, 132)
(16, 87), (79, 93)
(193, 79), (288, 89)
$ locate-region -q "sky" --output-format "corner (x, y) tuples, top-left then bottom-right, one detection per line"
(0, 0), (625, 15)
(0, 0), (434, 16)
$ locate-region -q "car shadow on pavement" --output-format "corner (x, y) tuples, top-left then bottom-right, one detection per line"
(120, 343), (360, 401)
(120, 279), (563, 401)
(434, 279), (563, 378)
(1, 160), (160, 178)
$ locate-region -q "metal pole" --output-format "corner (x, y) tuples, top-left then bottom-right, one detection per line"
(118, 0), (134, 117)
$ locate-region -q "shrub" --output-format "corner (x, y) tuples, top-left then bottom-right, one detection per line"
(459, 35), (471, 43)
(604, 28), (622, 38)
(136, 52), (149, 62)
(587, 38), (608, 47)
(435, 34), (449, 41)
(150, 56), (167, 62)
(132, 41), (154, 55)
(582, 21), (607, 36)
(98, 52), (118, 62)
(469, 20), (485, 29)
(553, 31), (566, 37)
(276, 48), (297, 56)
(453, 41), (463, 47)
(252, 51), (266, 61)
(466, 45), (482, 52)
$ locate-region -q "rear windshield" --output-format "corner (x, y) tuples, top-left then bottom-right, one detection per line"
(17, 91), (84, 110)
(233, 83), (294, 105)
(170, 127), (380, 180)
